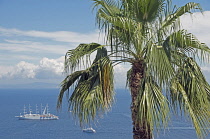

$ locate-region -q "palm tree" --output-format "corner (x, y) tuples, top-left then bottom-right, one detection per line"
(57, 0), (210, 139)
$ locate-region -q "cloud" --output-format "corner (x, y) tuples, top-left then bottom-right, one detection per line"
(0, 40), (70, 54)
(114, 64), (130, 88)
(0, 56), (131, 88)
(0, 57), (64, 80)
(0, 27), (105, 66)
(201, 66), (210, 72)
(36, 57), (64, 79)
(180, 11), (210, 46)
(0, 66), (13, 79)
(180, 11), (210, 82)
(0, 27), (103, 43)
(2, 61), (39, 79)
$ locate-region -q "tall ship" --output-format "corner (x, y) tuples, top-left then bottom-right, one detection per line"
(15, 104), (59, 120)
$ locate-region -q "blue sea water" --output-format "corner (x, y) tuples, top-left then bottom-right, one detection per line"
(0, 89), (209, 139)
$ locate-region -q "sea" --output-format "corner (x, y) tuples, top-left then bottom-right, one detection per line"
(0, 89), (209, 139)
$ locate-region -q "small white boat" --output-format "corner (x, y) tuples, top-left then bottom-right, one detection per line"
(82, 127), (96, 133)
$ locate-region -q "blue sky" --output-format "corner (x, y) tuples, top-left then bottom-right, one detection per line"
(0, 0), (95, 32)
(0, 0), (210, 88)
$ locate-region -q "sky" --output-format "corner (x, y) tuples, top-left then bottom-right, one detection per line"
(0, 0), (210, 89)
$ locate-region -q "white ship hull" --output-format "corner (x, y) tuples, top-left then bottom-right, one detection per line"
(17, 114), (59, 120)
(18, 114), (40, 120)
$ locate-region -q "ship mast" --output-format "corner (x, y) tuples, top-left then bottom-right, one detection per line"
(41, 103), (43, 114)
(23, 105), (27, 115)
(29, 104), (32, 114)
(43, 104), (47, 115)
(46, 103), (49, 114)
(36, 104), (39, 114)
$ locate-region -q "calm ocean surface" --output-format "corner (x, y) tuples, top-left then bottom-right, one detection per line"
(0, 89), (209, 139)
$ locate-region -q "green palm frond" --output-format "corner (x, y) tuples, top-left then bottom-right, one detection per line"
(166, 30), (210, 62)
(161, 2), (202, 29)
(145, 43), (175, 87)
(93, 0), (120, 16)
(57, 70), (86, 108)
(94, 0), (138, 51)
(170, 57), (210, 138)
(58, 46), (114, 127)
(93, 0), (121, 31)
(64, 43), (104, 73)
(123, 0), (166, 22)
(136, 75), (170, 133)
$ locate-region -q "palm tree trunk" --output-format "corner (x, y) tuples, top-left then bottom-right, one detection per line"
(130, 60), (152, 139)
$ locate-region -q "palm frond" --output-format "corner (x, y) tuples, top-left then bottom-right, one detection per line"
(94, 0), (139, 52)
(93, 0), (120, 17)
(166, 30), (210, 62)
(58, 46), (114, 127)
(57, 70), (86, 108)
(93, 0), (121, 33)
(145, 43), (175, 87)
(64, 43), (104, 73)
(123, 0), (166, 22)
(161, 2), (202, 29)
(136, 75), (170, 134)
(170, 57), (210, 138)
